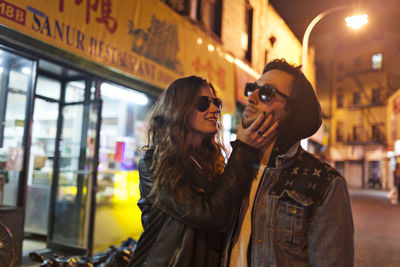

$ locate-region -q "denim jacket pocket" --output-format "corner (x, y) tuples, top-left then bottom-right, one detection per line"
(275, 190), (314, 253)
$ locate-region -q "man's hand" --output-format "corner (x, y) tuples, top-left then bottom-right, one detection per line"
(236, 113), (278, 149)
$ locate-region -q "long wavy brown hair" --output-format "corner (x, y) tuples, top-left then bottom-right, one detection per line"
(144, 75), (227, 203)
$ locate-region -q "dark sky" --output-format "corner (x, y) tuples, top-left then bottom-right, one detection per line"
(269, 0), (400, 43)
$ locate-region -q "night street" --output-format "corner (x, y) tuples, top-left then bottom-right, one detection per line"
(351, 189), (400, 267)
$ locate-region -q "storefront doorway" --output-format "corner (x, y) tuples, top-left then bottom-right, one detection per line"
(24, 61), (102, 255)
(0, 46), (36, 266)
(23, 58), (155, 257)
(0, 45), (155, 262)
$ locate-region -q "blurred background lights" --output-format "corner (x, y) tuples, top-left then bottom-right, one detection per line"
(241, 33), (248, 49)
(216, 46), (223, 57)
(234, 58), (260, 78)
(101, 83), (148, 105)
(197, 37), (203, 45)
(345, 14), (368, 30)
(21, 67), (31, 75)
(208, 44), (215, 51)
(224, 53), (234, 63)
(222, 113), (232, 130)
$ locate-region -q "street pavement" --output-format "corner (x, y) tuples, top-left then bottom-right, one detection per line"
(20, 188), (400, 266)
(350, 189), (400, 267)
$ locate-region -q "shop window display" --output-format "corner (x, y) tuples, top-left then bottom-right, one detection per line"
(93, 82), (153, 252)
(0, 50), (34, 208)
(24, 77), (60, 236)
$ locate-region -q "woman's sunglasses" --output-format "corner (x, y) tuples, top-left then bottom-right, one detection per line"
(196, 96), (222, 112)
(244, 83), (293, 104)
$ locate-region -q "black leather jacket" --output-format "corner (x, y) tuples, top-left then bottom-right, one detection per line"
(128, 141), (259, 267)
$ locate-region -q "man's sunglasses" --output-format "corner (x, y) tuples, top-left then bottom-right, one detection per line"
(196, 96), (222, 112)
(244, 83), (293, 104)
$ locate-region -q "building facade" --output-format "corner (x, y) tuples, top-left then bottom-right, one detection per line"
(0, 0), (313, 263)
(314, 29), (400, 190)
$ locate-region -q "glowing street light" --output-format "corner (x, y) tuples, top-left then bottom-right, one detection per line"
(302, 5), (368, 72)
(345, 14), (368, 30)
(300, 6), (368, 151)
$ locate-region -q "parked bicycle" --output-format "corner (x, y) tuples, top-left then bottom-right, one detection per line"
(0, 222), (16, 267)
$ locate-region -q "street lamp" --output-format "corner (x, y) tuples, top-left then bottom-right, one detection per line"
(301, 5), (368, 72)
(300, 5), (368, 151)
(345, 14), (368, 30)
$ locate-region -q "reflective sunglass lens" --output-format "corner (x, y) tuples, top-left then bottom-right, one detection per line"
(213, 98), (222, 110)
(259, 86), (274, 102)
(197, 97), (210, 112)
(259, 93), (269, 101)
(244, 83), (256, 97)
(196, 96), (222, 112)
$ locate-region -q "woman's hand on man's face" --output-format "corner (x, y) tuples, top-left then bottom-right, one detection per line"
(236, 112), (278, 149)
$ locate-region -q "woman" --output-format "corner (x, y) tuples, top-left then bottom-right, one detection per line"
(128, 76), (277, 266)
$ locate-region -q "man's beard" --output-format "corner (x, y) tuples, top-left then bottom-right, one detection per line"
(241, 115), (255, 129)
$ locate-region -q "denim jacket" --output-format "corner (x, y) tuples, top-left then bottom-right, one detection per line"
(226, 143), (354, 267)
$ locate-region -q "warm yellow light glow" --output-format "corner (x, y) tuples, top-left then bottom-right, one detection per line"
(216, 46), (223, 57)
(345, 14), (368, 30)
(241, 33), (248, 50)
(208, 44), (215, 51)
(197, 38), (203, 45)
(234, 58), (260, 78)
(224, 53), (234, 63)
(112, 170), (141, 202)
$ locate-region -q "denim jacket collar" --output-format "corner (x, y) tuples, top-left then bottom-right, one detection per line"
(275, 141), (300, 169)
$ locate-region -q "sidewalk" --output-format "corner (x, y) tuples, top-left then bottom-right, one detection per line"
(19, 189), (397, 267)
(349, 188), (389, 198)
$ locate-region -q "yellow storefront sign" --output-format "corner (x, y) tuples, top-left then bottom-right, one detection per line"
(0, 0), (235, 113)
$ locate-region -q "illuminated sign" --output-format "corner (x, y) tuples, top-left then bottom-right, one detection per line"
(0, 0), (236, 113)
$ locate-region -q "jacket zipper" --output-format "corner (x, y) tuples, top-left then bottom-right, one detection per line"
(167, 246), (181, 267)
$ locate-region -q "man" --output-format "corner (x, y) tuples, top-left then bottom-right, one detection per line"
(226, 59), (354, 267)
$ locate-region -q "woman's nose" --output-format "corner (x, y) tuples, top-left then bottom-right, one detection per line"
(209, 101), (221, 113)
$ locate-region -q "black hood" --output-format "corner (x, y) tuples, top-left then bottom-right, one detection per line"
(275, 80), (322, 153)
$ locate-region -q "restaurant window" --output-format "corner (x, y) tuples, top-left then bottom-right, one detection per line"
(93, 82), (155, 252)
(0, 49), (35, 208)
(24, 75), (60, 239)
(372, 53), (382, 70)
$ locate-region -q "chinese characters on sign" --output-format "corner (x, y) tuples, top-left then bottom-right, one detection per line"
(0, 0), (233, 108)
(192, 57), (226, 90)
(58, 0), (117, 33)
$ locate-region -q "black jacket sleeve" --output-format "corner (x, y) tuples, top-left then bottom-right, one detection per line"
(138, 140), (259, 232)
(137, 150), (155, 230)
